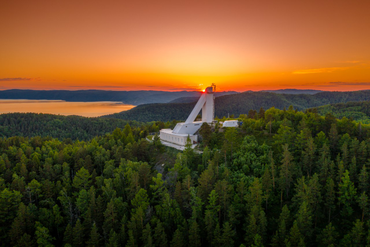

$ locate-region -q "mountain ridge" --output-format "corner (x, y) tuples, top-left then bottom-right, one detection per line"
(0, 89), (237, 105)
(104, 90), (370, 122)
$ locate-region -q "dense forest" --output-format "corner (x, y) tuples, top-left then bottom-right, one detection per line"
(312, 101), (370, 124)
(2, 107), (370, 246)
(0, 113), (145, 140)
(259, 89), (323, 94)
(106, 90), (370, 122)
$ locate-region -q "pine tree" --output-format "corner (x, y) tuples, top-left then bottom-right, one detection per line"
(142, 223), (153, 247)
(205, 190), (219, 243)
(170, 228), (184, 247)
(273, 205), (290, 246)
(359, 165), (369, 193)
(366, 220), (370, 246)
(262, 167), (272, 209)
(302, 136), (316, 177)
(212, 223), (222, 246)
(96, 195), (105, 230)
(338, 170), (357, 217)
(324, 178), (335, 223)
(174, 181), (182, 207)
(245, 205), (267, 245)
(251, 234), (264, 247)
(317, 222), (338, 247)
(73, 219), (85, 247)
(329, 123), (338, 153)
(349, 156), (357, 183)
(107, 230), (119, 247)
(215, 179), (232, 221)
(17, 233), (34, 247)
(126, 230), (136, 247)
(358, 141), (367, 165)
(197, 167), (214, 203)
(279, 144), (294, 205)
(351, 219), (365, 246)
(188, 220), (201, 247)
(103, 199), (117, 234)
(269, 150), (276, 189)
(86, 223), (101, 247)
(118, 215), (128, 246)
(35, 222), (54, 247)
(223, 127), (238, 164)
(221, 222), (235, 247)
(199, 123), (212, 147)
(9, 202), (27, 245)
(72, 167), (91, 191)
(154, 221), (167, 247)
(64, 223), (73, 245)
(318, 143), (331, 184)
(288, 221), (304, 247)
(296, 201), (312, 239)
(341, 142), (349, 168)
(358, 192), (369, 222)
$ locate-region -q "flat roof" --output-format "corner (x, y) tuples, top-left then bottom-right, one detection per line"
(160, 129), (195, 137)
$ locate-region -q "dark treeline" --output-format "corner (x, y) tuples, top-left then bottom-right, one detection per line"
(104, 102), (196, 123)
(2, 107), (370, 246)
(0, 113), (146, 140)
(107, 90), (370, 122)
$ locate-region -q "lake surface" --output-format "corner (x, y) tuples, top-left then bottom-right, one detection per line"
(0, 100), (135, 117)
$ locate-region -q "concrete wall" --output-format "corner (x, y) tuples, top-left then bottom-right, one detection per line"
(159, 130), (198, 146)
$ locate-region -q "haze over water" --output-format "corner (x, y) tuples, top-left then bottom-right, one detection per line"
(0, 100), (134, 117)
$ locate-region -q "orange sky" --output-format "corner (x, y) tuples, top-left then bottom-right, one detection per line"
(1, 0), (370, 92)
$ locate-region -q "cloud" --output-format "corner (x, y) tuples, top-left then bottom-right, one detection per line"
(310, 81), (370, 88)
(0, 77), (32, 81)
(293, 67), (349, 75)
(328, 81), (370, 86)
(341, 60), (361, 64)
(69, 85), (125, 88)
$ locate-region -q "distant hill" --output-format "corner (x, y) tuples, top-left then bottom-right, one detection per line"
(169, 97), (199, 103)
(104, 90), (370, 122)
(169, 91), (236, 103)
(259, 89), (324, 94)
(0, 89), (236, 105)
(0, 113), (142, 140)
(311, 100), (370, 124)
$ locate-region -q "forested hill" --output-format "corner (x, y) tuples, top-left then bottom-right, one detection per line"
(169, 97), (199, 103)
(259, 89), (324, 94)
(3, 107), (370, 246)
(0, 113), (145, 140)
(105, 90), (370, 122)
(0, 89), (236, 105)
(311, 100), (370, 124)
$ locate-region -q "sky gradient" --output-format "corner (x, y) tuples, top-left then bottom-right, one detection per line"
(1, 0), (370, 92)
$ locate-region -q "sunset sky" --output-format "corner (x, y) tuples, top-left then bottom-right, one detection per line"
(1, 0), (370, 92)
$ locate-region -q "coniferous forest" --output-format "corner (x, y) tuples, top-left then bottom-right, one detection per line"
(2, 107), (370, 246)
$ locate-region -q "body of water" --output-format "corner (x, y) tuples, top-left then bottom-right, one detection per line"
(0, 99), (135, 117)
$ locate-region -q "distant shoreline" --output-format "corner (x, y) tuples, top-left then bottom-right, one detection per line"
(0, 99), (135, 117)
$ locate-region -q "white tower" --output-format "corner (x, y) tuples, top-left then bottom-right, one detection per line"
(184, 86), (214, 124)
(159, 85), (216, 149)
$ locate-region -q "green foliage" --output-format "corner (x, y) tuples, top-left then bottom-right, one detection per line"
(313, 100), (370, 124)
(1, 107), (370, 246)
(35, 222), (54, 247)
(0, 113), (143, 140)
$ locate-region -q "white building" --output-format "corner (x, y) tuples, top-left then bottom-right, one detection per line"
(160, 85), (215, 149)
(222, 120), (239, 128)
